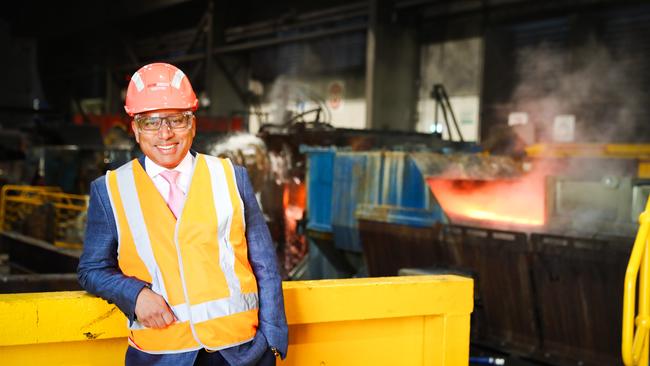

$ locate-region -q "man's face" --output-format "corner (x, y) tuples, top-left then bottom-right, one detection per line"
(131, 109), (196, 169)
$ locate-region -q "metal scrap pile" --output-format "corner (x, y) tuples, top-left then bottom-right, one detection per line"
(410, 152), (523, 180)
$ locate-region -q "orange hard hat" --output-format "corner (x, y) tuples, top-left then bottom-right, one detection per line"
(124, 63), (199, 116)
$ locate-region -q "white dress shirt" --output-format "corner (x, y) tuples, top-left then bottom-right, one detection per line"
(145, 152), (194, 200)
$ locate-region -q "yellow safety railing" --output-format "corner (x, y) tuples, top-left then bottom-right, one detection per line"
(0, 185), (89, 248)
(0, 275), (473, 366)
(623, 195), (650, 365)
(526, 143), (650, 159)
(525, 143), (650, 178)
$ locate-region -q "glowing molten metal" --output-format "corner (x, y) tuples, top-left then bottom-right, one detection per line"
(426, 174), (545, 227)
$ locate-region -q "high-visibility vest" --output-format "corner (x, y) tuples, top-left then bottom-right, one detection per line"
(105, 154), (259, 353)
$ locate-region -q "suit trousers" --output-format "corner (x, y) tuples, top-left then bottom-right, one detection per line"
(194, 348), (276, 366)
(125, 347), (276, 366)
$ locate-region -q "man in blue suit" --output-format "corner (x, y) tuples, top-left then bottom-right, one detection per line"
(77, 63), (288, 366)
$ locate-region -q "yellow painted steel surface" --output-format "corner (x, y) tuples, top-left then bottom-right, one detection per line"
(639, 161), (650, 178)
(623, 196), (650, 366)
(526, 143), (650, 159)
(0, 275), (472, 365)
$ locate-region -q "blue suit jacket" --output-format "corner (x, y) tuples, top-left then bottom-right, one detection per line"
(77, 155), (288, 366)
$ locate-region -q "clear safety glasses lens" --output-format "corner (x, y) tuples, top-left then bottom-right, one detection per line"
(136, 112), (193, 132)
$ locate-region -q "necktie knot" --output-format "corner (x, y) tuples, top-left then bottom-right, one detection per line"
(159, 170), (183, 218)
(160, 170), (180, 185)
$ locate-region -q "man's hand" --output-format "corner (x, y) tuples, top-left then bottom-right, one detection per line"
(135, 287), (176, 329)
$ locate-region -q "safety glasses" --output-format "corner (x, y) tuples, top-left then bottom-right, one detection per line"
(135, 111), (194, 133)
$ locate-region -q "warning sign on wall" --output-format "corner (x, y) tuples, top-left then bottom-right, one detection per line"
(327, 81), (345, 110)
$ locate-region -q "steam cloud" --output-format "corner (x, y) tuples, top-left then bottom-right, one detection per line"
(511, 38), (645, 143)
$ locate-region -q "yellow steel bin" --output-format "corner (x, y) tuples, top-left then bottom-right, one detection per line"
(0, 275), (472, 366)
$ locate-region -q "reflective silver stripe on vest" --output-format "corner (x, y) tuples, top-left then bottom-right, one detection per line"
(128, 292), (259, 330)
(189, 292), (258, 324)
(203, 155), (242, 298)
(104, 171), (123, 257)
(225, 158), (246, 232)
(113, 162), (170, 304)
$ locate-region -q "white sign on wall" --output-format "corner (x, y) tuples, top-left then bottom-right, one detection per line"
(553, 114), (576, 142)
(508, 112), (529, 126)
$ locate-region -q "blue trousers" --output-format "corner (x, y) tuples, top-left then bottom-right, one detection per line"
(194, 348), (275, 366)
(125, 347), (276, 366)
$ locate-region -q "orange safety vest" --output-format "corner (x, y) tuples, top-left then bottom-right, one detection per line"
(105, 154), (259, 353)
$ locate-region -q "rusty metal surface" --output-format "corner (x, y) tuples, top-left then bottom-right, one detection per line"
(360, 203), (633, 366)
(358, 219), (443, 277)
(441, 225), (539, 352)
(410, 152), (522, 180)
(531, 233), (630, 366)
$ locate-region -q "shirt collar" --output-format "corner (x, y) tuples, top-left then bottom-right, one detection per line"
(145, 151), (194, 179)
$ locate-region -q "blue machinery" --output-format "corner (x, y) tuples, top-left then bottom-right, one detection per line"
(302, 147), (445, 278)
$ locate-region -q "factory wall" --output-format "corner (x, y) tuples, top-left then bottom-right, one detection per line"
(246, 36), (483, 137)
(248, 73), (367, 132)
(205, 55), (250, 118)
(0, 23), (45, 118)
(365, 0), (419, 132)
(415, 37), (483, 142)
(481, 4), (650, 144)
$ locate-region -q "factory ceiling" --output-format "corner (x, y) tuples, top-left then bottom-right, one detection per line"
(3, 0), (636, 40)
(0, 0), (642, 115)
(2, 0), (357, 39)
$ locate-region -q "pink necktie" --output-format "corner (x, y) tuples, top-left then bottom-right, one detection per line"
(159, 170), (184, 218)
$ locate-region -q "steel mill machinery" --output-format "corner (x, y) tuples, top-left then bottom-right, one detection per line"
(301, 142), (650, 366)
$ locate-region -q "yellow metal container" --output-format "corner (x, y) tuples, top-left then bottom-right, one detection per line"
(0, 275), (472, 366)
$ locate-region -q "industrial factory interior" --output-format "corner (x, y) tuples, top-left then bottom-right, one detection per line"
(2, 0), (650, 365)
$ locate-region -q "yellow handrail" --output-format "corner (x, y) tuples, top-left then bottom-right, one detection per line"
(0, 185), (89, 248)
(0, 185), (61, 231)
(623, 196), (650, 365)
